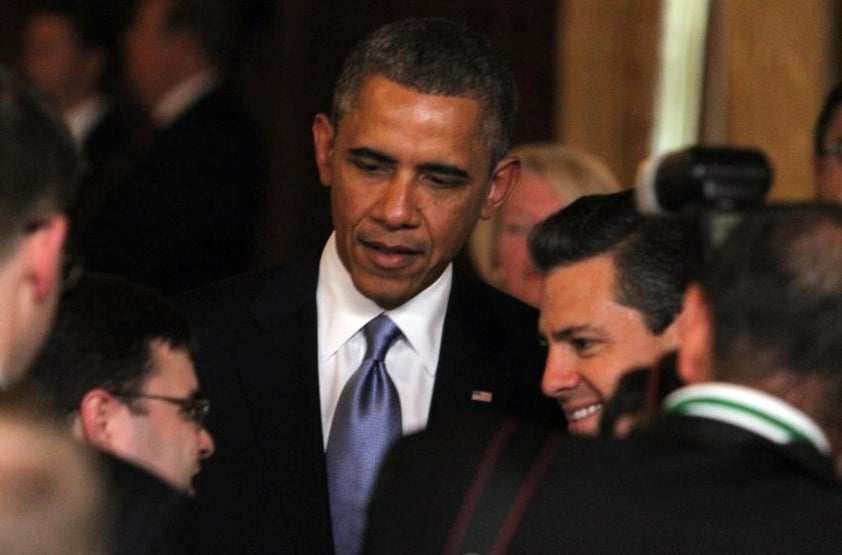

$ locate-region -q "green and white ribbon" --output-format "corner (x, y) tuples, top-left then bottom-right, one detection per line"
(663, 383), (831, 455)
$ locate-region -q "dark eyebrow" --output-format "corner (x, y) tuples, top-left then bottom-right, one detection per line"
(549, 325), (599, 342)
(347, 147), (397, 165)
(416, 162), (470, 180)
(347, 147), (470, 180)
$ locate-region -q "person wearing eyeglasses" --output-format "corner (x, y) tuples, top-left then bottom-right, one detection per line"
(27, 271), (215, 494)
(814, 82), (842, 202)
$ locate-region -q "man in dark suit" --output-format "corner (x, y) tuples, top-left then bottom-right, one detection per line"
(177, 17), (563, 554)
(27, 272), (215, 553)
(366, 203), (842, 554)
(81, 0), (263, 295)
(20, 0), (139, 252)
(20, 0), (135, 167)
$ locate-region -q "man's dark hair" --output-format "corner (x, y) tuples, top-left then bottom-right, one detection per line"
(332, 17), (517, 167)
(0, 68), (78, 253)
(162, 0), (241, 67)
(529, 189), (691, 334)
(703, 203), (842, 418)
(27, 272), (193, 416)
(814, 82), (842, 157)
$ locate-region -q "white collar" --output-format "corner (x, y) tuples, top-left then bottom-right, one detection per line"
(663, 383), (831, 455)
(153, 70), (219, 127)
(63, 95), (108, 147)
(316, 232), (452, 377)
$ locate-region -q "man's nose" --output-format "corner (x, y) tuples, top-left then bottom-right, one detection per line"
(373, 175), (419, 228)
(198, 427), (215, 459)
(541, 347), (581, 398)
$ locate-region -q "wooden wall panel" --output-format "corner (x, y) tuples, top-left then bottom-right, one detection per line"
(702, 0), (838, 200)
(557, 0), (660, 187)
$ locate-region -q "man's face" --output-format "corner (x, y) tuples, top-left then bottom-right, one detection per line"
(495, 168), (567, 307)
(109, 340), (214, 494)
(313, 74), (516, 309)
(124, 0), (174, 107)
(815, 106), (842, 203)
(21, 14), (91, 111)
(3, 214), (68, 387)
(539, 255), (676, 435)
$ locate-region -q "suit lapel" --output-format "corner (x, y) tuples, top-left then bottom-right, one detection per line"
(240, 255), (335, 553)
(429, 273), (517, 426)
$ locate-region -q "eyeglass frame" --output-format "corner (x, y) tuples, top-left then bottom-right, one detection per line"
(113, 392), (211, 426)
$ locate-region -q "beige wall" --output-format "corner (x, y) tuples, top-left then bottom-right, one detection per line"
(558, 0), (839, 199)
(557, 0), (659, 188)
(703, 0), (838, 200)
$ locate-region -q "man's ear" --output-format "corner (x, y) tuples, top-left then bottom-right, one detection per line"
(677, 283), (714, 384)
(656, 296), (688, 352)
(479, 155), (520, 220)
(78, 389), (121, 449)
(312, 113), (336, 187)
(21, 214), (67, 300)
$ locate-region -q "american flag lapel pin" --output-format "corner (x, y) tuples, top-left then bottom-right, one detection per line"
(471, 390), (493, 403)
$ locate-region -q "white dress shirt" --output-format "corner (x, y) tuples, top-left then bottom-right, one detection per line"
(63, 95), (108, 149)
(153, 70), (219, 128)
(317, 232), (451, 447)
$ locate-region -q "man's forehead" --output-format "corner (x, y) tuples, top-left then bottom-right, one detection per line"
(540, 256), (624, 324)
(335, 76), (490, 170)
(147, 341), (198, 387)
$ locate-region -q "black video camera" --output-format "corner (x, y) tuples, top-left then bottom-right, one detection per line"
(635, 146), (773, 260)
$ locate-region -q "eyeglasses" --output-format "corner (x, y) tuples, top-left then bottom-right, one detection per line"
(115, 392), (211, 426)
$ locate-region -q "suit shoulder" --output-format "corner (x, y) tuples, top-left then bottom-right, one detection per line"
(174, 254), (319, 326)
(451, 271), (538, 328)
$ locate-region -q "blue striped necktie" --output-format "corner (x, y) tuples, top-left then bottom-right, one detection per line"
(326, 314), (402, 555)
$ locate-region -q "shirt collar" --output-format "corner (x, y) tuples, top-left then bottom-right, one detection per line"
(316, 232), (452, 376)
(153, 70), (219, 127)
(663, 383), (832, 455)
(63, 95), (107, 147)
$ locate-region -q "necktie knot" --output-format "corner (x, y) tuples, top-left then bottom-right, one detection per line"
(363, 314), (401, 362)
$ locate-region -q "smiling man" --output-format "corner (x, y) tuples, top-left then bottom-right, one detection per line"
(529, 189), (692, 434)
(177, 17), (563, 555)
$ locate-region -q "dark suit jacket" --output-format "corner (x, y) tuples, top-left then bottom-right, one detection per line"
(82, 84), (264, 295)
(98, 452), (192, 555)
(366, 412), (842, 554)
(176, 254), (564, 554)
(69, 106), (136, 252)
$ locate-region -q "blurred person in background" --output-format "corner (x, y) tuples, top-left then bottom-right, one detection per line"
(19, 0), (137, 248)
(814, 82), (842, 202)
(468, 143), (618, 307)
(81, 0), (264, 295)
